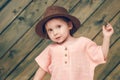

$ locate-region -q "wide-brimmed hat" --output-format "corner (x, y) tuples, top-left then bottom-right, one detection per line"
(35, 6), (81, 39)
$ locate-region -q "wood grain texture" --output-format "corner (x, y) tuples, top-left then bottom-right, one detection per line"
(71, 0), (105, 23)
(0, 0), (56, 79)
(94, 11), (120, 45)
(3, 0), (81, 79)
(95, 38), (120, 80)
(94, 11), (120, 80)
(106, 64), (120, 80)
(0, 0), (56, 58)
(6, 39), (51, 80)
(0, 0), (32, 33)
(0, 0), (120, 80)
(74, 0), (120, 39)
(0, 0), (10, 11)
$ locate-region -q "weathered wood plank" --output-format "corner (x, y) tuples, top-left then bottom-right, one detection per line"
(54, 0), (80, 11)
(43, 74), (51, 80)
(0, 0), (119, 80)
(0, 27), (43, 80)
(0, 0), (56, 58)
(73, 2), (120, 79)
(2, 0), (105, 79)
(94, 11), (120, 80)
(3, 1), (82, 80)
(0, 0), (104, 58)
(0, 0), (56, 79)
(0, 0), (10, 11)
(74, 0), (120, 39)
(0, 0), (32, 33)
(72, 0), (120, 79)
(95, 38), (120, 80)
(2, 0), (80, 79)
(94, 11), (120, 45)
(5, 39), (51, 80)
(106, 64), (120, 80)
(30, 73), (50, 80)
(71, 0), (105, 23)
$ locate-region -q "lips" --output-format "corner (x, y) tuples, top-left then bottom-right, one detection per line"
(55, 36), (61, 40)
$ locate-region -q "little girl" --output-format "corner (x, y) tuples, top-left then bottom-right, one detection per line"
(33, 6), (114, 80)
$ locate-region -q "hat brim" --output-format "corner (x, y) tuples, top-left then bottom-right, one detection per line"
(35, 14), (81, 39)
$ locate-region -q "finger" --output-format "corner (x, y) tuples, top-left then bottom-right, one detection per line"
(106, 23), (112, 27)
(102, 25), (104, 31)
(107, 28), (112, 32)
(102, 25), (106, 30)
(106, 26), (113, 32)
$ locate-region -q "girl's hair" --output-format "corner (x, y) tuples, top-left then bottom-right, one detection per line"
(43, 16), (73, 38)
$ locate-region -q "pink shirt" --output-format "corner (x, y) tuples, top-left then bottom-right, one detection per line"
(35, 37), (106, 80)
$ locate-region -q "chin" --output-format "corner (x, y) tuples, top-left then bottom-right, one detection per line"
(56, 40), (65, 44)
(57, 41), (63, 44)
(52, 38), (66, 44)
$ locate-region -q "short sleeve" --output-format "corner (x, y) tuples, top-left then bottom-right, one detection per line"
(35, 45), (51, 72)
(85, 38), (106, 65)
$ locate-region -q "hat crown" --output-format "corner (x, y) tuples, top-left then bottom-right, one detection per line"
(44, 6), (68, 18)
(35, 6), (81, 39)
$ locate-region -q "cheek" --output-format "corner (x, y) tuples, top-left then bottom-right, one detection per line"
(47, 33), (54, 39)
(47, 33), (52, 37)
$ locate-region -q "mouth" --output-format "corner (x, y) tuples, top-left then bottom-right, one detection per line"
(55, 36), (61, 40)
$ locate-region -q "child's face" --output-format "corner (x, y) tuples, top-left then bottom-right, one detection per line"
(45, 18), (72, 44)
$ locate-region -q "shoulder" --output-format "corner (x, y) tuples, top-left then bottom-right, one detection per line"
(77, 36), (92, 42)
(76, 36), (96, 47)
(41, 44), (55, 52)
(47, 43), (58, 49)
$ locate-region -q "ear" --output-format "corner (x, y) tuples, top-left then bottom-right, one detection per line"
(68, 21), (73, 30)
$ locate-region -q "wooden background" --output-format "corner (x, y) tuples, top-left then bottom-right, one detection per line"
(0, 0), (120, 80)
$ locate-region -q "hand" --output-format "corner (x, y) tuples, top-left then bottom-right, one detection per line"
(102, 23), (114, 38)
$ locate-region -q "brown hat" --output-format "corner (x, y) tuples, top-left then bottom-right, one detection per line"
(35, 6), (81, 39)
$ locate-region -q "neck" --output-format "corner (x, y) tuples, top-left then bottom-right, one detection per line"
(57, 35), (75, 46)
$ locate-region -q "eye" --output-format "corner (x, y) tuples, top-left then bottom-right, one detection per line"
(57, 25), (61, 28)
(47, 28), (53, 32)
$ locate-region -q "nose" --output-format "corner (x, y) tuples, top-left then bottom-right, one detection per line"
(53, 29), (58, 36)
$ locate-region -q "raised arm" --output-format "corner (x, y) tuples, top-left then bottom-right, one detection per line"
(102, 23), (114, 59)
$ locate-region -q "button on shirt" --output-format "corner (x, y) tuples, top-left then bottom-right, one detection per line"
(35, 37), (106, 80)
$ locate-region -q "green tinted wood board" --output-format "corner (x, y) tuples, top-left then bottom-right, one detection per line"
(0, 0), (104, 58)
(53, 0), (80, 11)
(6, 39), (51, 80)
(94, 11), (120, 45)
(74, 0), (120, 40)
(1, 0), (104, 79)
(106, 64), (120, 80)
(71, 0), (105, 23)
(0, 0), (56, 58)
(94, 12), (120, 80)
(0, 0), (119, 79)
(1, 0), (80, 79)
(0, 26), (43, 79)
(0, 0), (10, 11)
(0, 0), (32, 33)
(94, 39), (120, 80)
(0, 0), (56, 79)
